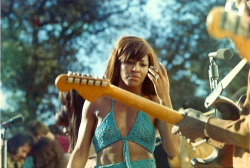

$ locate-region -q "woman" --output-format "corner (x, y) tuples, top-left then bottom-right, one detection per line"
(58, 90), (85, 153)
(67, 36), (181, 168)
(57, 90), (97, 167)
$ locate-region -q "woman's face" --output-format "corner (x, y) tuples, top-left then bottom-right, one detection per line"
(120, 55), (149, 88)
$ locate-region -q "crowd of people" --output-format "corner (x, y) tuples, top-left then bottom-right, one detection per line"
(3, 1), (250, 167)
(6, 121), (70, 168)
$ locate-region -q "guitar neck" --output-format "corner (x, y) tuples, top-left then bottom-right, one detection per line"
(55, 73), (183, 124)
(106, 85), (184, 125)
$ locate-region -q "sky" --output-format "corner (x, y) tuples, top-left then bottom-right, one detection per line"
(77, 0), (166, 77)
(0, 83), (7, 110)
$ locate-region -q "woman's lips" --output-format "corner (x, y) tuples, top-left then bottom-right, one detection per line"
(128, 75), (140, 80)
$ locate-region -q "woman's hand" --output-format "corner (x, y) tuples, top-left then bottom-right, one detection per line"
(148, 62), (171, 105)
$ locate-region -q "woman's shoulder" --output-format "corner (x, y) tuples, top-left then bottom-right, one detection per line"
(84, 96), (112, 111)
(92, 96), (111, 105)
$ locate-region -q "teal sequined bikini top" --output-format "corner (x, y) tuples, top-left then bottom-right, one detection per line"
(93, 99), (156, 168)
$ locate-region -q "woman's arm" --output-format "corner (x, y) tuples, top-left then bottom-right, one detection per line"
(148, 62), (181, 157)
(155, 96), (182, 157)
(67, 101), (96, 168)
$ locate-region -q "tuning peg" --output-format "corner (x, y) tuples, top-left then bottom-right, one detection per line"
(225, 1), (232, 12)
(102, 75), (107, 79)
(87, 74), (93, 78)
(73, 72), (79, 76)
(67, 71), (73, 76)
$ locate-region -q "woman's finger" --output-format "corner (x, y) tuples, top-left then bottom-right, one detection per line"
(159, 62), (167, 77)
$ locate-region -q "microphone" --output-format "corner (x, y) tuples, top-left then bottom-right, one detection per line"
(208, 49), (233, 60)
(2, 114), (23, 127)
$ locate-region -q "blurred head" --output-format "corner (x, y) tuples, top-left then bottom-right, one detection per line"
(7, 133), (34, 161)
(33, 137), (66, 168)
(58, 90), (85, 153)
(48, 124), (64, 136)
(27, 121), (50, 142)
(105, 36), (158, 95)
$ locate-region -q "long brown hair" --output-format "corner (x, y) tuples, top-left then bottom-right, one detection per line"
(58, 90), (85, 153)
(33, 137), (66, 168)
(105, 36), (158, 95)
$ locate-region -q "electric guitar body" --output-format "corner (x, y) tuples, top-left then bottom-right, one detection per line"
(206, 6), (250, 62)
(193, 96), (241, 168)
(191, 2), (250, 167)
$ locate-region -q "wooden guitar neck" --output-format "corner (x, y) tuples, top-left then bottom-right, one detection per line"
(55, 73), (184, 125)
(107, 85), (184, 125)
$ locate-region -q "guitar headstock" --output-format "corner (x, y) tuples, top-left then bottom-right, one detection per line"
(55, 71), (111, 102)
(206, 1), (250, 62)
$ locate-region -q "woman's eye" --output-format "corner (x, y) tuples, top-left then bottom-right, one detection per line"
(140, 64), (147, 67)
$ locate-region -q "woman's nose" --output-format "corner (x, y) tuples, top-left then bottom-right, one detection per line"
(132, 63), (139, 71)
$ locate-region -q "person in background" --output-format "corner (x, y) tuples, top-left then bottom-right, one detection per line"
(57, 90), (97, 167)
(67, 36), (181, 168)
(48, 124), (66, 136)
(33, 137), (67, 168)
(7, 132), (34, 168)
(58, 90), (85, 153)
(27, 120), (70, 153)
(168, 97), (220, 168)
(172, 1), (250, 167)
(172, 69), (250, 168)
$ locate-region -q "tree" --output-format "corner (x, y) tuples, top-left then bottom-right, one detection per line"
(1, 0), (148, 124)
(146, 0), (248, 109)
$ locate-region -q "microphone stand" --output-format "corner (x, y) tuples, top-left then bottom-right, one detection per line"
(1, 114), (23, 168)
(208, 57), (221, 118)
(208, 57), (219, 91)
(1, 126), (8, 168)
(190, 55), (222, 167)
